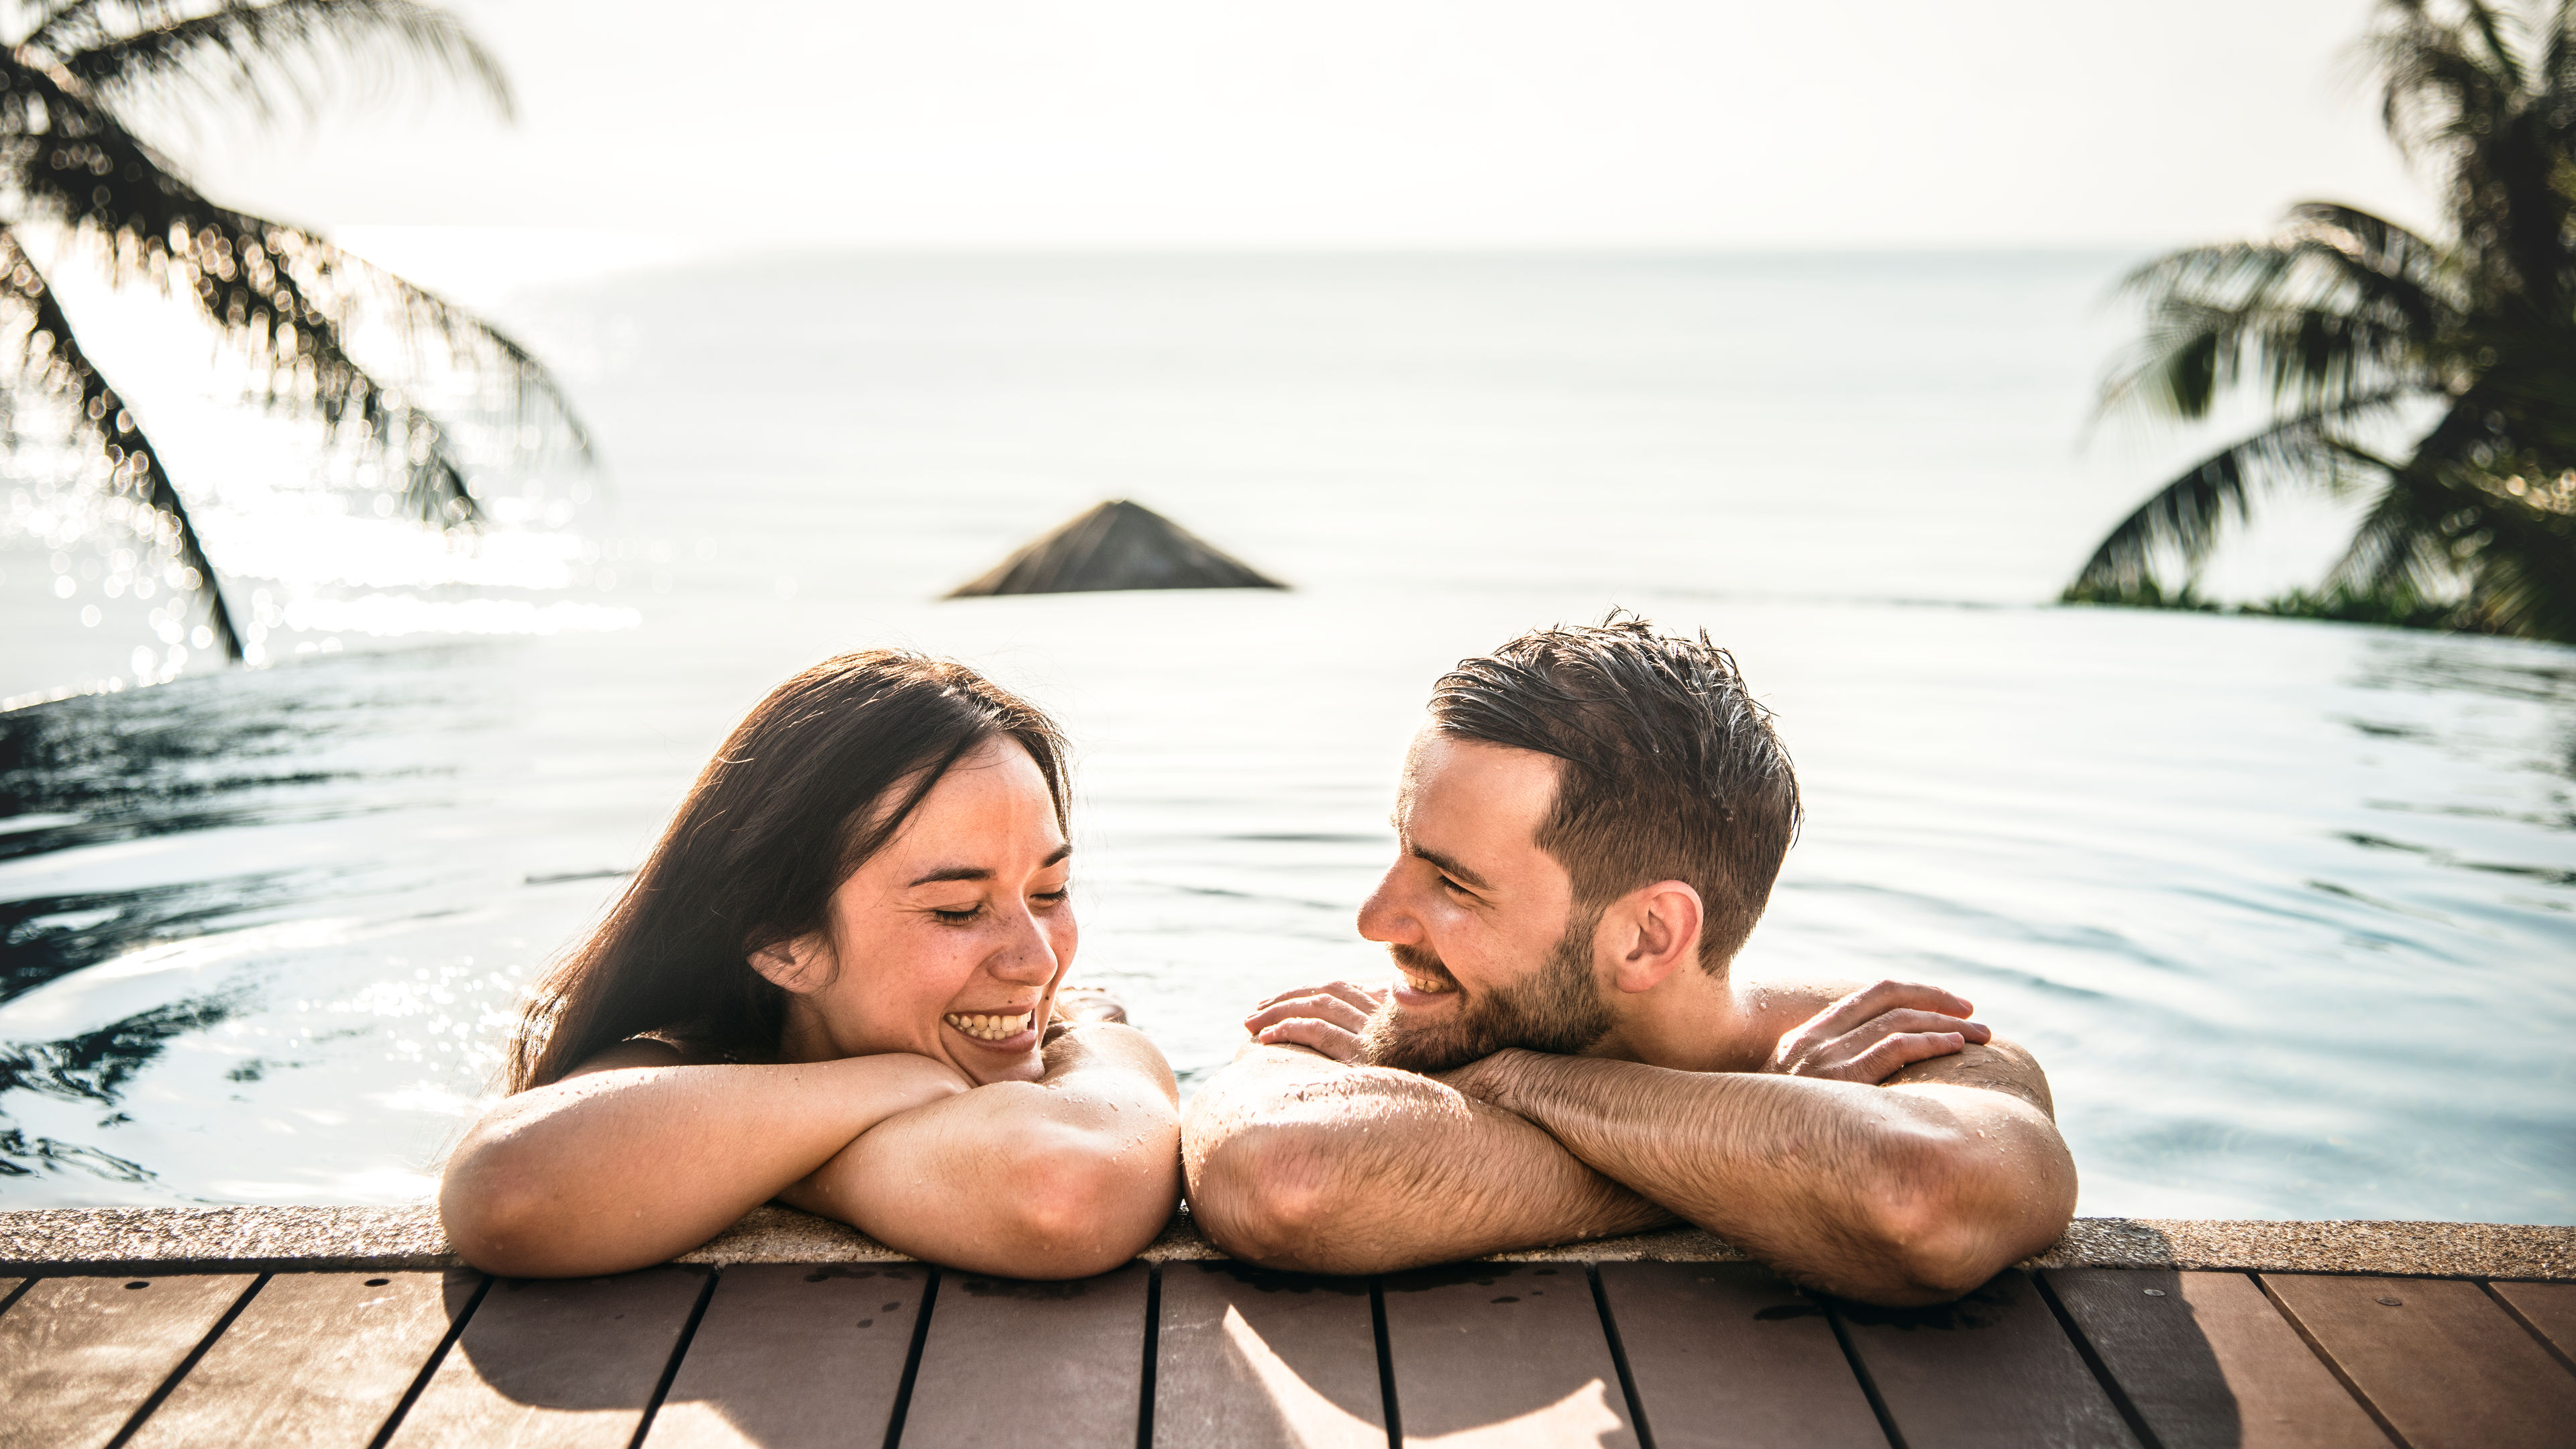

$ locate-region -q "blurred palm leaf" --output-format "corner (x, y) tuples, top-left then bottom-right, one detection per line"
(1, 0), (587, 663)
(2077, 0), (2576, 640)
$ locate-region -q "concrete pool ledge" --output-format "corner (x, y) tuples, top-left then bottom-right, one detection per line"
(3, 1205), (2571, 1282)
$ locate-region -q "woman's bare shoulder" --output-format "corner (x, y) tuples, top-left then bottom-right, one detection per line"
(558, 1034), (727, 1082)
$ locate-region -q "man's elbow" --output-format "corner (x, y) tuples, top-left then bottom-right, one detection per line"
(1847, 1130), (2078, 1305)
(1184, 1120), (1366, 1273)
(994, 1128), (1179, 1280)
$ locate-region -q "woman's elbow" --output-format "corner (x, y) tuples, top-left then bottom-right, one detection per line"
(439, 1147), (559, 1277)
(993, 1130), (1180, 1280)
(438, 1132), (629, 1279)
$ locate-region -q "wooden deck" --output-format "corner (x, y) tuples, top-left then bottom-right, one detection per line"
(3, 1258), (2571, 1448)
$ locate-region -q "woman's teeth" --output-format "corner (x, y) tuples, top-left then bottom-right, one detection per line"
(1401, 970), (1456, 995)
(944, 1011), (1032, 1042)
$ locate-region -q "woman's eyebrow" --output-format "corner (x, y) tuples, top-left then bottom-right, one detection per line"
(905, 843), (1071, 888)
(907, 865), (991, 886)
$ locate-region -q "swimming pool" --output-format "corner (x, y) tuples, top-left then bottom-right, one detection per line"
(3, 252), (2569, 1220)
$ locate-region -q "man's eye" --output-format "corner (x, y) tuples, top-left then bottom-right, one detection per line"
(1438, 875), (1468, 895)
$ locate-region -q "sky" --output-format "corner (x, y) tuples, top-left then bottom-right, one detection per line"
(160, 0), (2439, 257)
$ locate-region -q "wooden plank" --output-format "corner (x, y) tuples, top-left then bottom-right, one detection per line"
(0, 1273), (258, 1449)
(900, 1265), (1149, 1449)
(1596, 1262), (1883, 1449)
(125, 1271), (479, 1449)
(643, 1263), (930, 1449)
(1153, 1260), (1385, 1449)
(1836, 1269), (2137, 1449)
(2486, 1280), (2576, 1369)
(384, 1268), (707, 1449)
(2047, 1269), (2389, 1449)
(1380, 1262), (1638, 1448)
(2262, 1273), (2576, 1449)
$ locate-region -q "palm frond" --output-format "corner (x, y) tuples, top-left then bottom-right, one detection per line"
(2103, 231), (2447, 423)
(2072, 398), (2406, 596)
(2085, 4), (2576, 639)
(0, 48), (589, 517)
(42, 0), (511, 127)
(0, 223), (241, 659)
(2372, 1), (2524, 162)
(274, 234), (594, 464)
(0, 36), (592, 662)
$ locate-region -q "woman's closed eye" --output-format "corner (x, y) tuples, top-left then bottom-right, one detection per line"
(928, 901), (985, 925)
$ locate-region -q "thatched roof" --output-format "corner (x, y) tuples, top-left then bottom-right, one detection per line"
(944, 500), (1287, 597)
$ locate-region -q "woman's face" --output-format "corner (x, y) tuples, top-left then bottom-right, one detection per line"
(765, 736), (1076, 1085)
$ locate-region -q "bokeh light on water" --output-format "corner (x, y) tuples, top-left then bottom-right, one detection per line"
(0, 252), (2569, 1220)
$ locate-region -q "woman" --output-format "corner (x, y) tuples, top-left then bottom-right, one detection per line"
(439, 650), (1181, 1279)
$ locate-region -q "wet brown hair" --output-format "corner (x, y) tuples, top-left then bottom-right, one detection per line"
(506, 649), (1070, 1091)
(1425, 611), (1801, 973)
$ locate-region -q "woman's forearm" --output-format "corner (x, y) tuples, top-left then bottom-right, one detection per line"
(782, 1024), (1182, 1279)
(440, 1055), (967, 1276)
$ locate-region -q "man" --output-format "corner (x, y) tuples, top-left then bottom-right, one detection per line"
(1182, 615), (2077, 1306)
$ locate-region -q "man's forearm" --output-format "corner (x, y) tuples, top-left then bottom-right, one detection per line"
(1183, 1044), (1670, 1274)
(1479, 1052), (2076, 1304)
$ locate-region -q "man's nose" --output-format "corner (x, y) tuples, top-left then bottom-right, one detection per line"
(1356, 867), (1420, 945)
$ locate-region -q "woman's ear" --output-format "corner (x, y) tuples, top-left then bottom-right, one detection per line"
(747, 932), (830, 995)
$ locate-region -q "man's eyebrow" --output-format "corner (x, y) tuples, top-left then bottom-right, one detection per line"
(1410, 843), (1491, 892)
(905, 843), (1071, 888)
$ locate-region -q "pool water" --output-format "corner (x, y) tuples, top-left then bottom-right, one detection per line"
(2, 252), (2570, 1221)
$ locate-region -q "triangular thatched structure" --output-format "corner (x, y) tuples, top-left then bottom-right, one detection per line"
(944, 500), (1287, 597)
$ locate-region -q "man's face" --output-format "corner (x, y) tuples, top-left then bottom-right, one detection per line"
(1354, 731), (1612, 1073)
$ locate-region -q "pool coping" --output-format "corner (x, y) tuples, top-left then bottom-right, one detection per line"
(2, 1205), (2570, 1281)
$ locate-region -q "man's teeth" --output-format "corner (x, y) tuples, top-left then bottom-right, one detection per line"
(943, 1012), (1032, 1042)
(1401, 971), (1456, 995)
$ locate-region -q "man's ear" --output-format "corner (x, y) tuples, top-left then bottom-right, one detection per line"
(747, 932), (830, 995)
(1603, 880), (1703, 994)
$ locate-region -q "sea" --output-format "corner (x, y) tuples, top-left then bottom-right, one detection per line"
(0, 250), (2569, 1223)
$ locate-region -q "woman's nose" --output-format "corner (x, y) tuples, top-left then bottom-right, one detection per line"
(987, 906), (1061, 983)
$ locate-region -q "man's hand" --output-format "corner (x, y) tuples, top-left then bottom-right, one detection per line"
(1242, 979), (1386, 1062)
(1764, 979), (1990, 1083)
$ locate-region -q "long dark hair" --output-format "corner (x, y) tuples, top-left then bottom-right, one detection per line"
(508, 649), (1071, 1091)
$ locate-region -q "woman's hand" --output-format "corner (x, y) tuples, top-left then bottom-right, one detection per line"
(861, 1051), (977, 1112)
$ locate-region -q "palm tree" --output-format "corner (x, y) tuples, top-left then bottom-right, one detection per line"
(1, 0), (587, 664)
(2072, 0), (2576, 641)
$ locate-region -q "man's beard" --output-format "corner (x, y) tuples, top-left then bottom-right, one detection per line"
(1356, 924), (1613, 1074)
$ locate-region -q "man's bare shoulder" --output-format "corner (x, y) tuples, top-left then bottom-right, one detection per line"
(1724, 974), (1866, 1056)
(1884, 1034), (2056, 1118)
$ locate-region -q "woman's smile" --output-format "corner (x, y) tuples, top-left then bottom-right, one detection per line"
(943, 1007), (1039, 1046)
